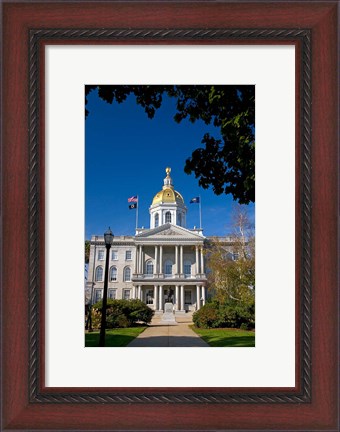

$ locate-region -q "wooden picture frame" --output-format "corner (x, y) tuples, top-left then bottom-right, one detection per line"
(2, 2), (338, 430)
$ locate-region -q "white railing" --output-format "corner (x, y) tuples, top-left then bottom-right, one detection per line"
(132, 273), (207, 280)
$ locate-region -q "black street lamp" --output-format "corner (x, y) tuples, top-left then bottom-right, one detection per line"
(99, 227), (114, 347)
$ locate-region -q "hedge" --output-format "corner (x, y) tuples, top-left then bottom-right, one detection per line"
(193, 299), (254, 330)
(91, 299), (154, 329)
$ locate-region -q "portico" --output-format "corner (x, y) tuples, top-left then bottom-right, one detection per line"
(132, 282), (207, 312)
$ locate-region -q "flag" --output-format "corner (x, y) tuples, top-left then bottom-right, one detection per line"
(129, 203), (137, 210)
(128, 196), (138, 202)
(190, 197), (200, 204)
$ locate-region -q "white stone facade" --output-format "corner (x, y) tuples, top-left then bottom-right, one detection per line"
(86, 224), (208, 312)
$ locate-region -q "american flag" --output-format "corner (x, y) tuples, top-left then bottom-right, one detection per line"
(128, 196), (138, 203)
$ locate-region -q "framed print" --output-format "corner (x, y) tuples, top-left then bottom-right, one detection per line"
(1, 1), (338, 431)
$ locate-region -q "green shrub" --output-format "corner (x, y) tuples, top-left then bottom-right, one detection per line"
(217, 305), (239, 328)
(91, 298), (154, 329)
(193, 303), (220, 328)
(128, 299), (154, 325)
(193, 299), (255, 330)
(106, 313), (131, 328)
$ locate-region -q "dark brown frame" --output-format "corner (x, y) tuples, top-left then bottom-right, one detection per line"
(2, 2), (338, 431)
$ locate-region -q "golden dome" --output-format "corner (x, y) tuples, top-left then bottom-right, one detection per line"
(152, 188), (184, 205)
(151, 168), (185, 206)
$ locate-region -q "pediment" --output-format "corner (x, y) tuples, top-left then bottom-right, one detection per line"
(135, 223), (204, 240)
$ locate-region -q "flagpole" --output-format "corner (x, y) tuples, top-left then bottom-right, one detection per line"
(136, 195), (139, 231)
(199, 195), (202, 229)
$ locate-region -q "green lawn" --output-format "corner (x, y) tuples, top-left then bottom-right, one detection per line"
(191, 326), (255, 347)
(85, 327), (146, 347)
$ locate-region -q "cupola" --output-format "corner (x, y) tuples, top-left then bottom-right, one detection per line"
(149, 168), (187, 229)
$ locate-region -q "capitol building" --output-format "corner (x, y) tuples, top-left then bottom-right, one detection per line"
(86, 168), (231, 314)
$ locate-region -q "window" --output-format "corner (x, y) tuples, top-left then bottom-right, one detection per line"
(110, 266), (117, 281)
(164, 260), (173, 275)
(146, 289), (154, 305)
(232, 253), (239, 261)
(154, 213), (159, 228)
(123, 267), (131, 282)
(125, 250), (132, 260)
(95, 266), (103, 281)
(111, 250), (118, 260)
(98, 249), (104, 260)
(123, 289), (131, 300)
(165, 211), (171, 223)
(177, 213), (182, 226)
(108, 289), (117, 299)
(94, 289), (102, 302)
(184, 260), (192, 276)
(146, 260), (153, 275)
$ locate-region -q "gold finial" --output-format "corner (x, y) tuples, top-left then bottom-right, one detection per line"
(165, 167), (171, 176)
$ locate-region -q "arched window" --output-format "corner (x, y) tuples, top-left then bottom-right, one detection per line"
(110, 266), (117, 281)
(184, 260), (192, 276)
(154, 213), (159, 228)
(95, 266), (103, 281)
(123, 266), (131, 282)
(165, 211), (171, 223)
(146, 260), (154, 275)
(164, 260), (173, 275)
(177, 213), (182, 226)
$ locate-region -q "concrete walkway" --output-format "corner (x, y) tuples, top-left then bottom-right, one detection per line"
(127, 313), (209, 347)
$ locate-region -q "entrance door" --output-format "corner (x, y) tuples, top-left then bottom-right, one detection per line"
(146, 289), (154, 306)
(184, 289), (192, 311)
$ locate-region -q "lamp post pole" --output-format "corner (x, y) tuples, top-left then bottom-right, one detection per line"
(99, 228), (114, 347)
(87, 282), (95, 332)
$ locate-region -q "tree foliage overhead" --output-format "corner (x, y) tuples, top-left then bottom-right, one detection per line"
(86, 85), (255, 204)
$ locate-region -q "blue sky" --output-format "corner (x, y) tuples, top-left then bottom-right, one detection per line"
(85, 89), (254, 239)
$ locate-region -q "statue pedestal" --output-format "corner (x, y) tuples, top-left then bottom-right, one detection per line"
(161, 302), (177, 324)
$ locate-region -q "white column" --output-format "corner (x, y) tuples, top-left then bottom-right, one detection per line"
(175, 245), (179, 274)
(154, 285), (158, 310)
(195, 245), (199, 274)
(200, 247), (204, 274)
(138, 285), (141, 300)
(159, 285), (163, 310)
(196, 285), (201, 310)
(141, 248), (144, 275)
(154, 245), (158, 274)
(201, 286), (206, 306)
(180, 245), (183, 274)
(132, 286), (136, 299)
(135, 247), (139, 274)
(159, 245), (163, 274)
(180, 285), (184, 311)
(139, 245), (143, 274)
(175, 285), (179, 310)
